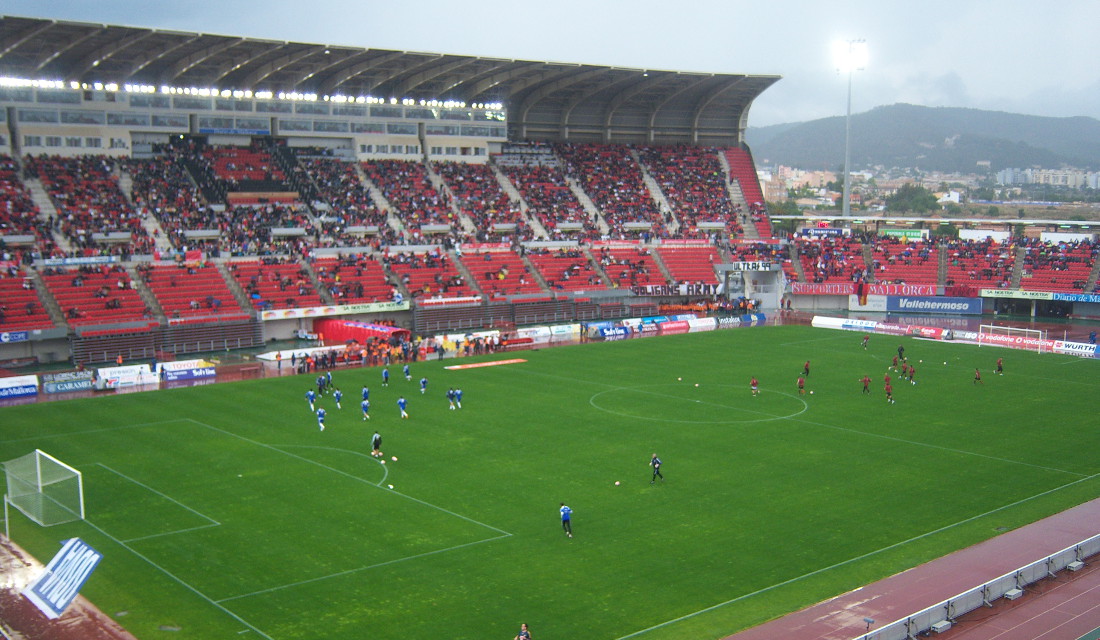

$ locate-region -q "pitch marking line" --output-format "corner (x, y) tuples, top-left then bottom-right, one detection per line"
(81, 518), (274, 640)
(216, 533), (511, 604)
(615, 470), (1100, 640)
(276, 444), (389, 486)
(0, 418), (190, 445)
(589, 385), (809, 424)
(96, 463), (220, 525)
(181, 419), (510, 537)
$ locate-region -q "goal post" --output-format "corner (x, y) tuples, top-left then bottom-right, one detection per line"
(978, 324), (1047, 354)
(2, 450), (85, 530)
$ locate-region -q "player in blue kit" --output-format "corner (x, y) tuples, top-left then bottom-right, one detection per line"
(361, 398), (370, 420)
(382, 368), (389, 387)
(316, 375), (326, 396)
(333, 388), (343, 409)
(454, 387), (463, 409)
(420, 377), (428, 394)
(559, 503), (573, 538)
(306, 389), (316, 412)
(361, 385), (369, 401)
(447, 388), (456, 410)
(403, 364), (411, 381)
(398, 396), (408, 419)
(316, 407), (326, 431)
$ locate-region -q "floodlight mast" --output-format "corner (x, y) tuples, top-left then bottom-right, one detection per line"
(836, 39), (867, 218)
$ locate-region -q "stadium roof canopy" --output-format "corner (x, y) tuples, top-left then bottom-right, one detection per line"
(0, 15), (780, 146)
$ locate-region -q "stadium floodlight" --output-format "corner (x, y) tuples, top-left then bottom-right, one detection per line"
(2, 450), (85, 535)
(833, 39), (867, 217)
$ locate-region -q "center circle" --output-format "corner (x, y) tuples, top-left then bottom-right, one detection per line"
(589, 383), (808, 424)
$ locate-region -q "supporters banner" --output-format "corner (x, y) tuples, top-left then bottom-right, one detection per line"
(799, 227), (845, 237)
(979, 289), (1054, 300)
(657, 239), (712, 246)
(41, 256), (118, 267)
(0, 330), (30, 343)
(887, 296), (982, 315)
(727, 261), (778, 271)
(260, 300), (410, 320)
(23, 538), (102, 620)
(0, 374), (39, 398)
(794, 282), (935, 296)
(631, 284), (721, 296)
(42, 370), (94, 394)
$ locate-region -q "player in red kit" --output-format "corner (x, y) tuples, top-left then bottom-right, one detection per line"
(884, 382), (895, 404)
(797, 376), (806, 395)
(995, 358), (1003, 375)
(861, 375), (871, 394)
(750, 376), (759, 396)
(802, 360), (810, 376)
(974, 368), (983, 385)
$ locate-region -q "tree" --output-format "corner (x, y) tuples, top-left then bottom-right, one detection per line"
(935, 222), (959, 239)
(885, 183), (939, 213)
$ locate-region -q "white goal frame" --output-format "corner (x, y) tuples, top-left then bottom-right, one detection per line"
(2, 449), (85, 536)
(978, 324), (1047, 354)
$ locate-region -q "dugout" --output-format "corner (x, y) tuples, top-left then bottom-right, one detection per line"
(312, 319), (411, 345)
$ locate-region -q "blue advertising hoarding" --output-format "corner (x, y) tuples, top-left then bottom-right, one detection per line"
(887, 296), (982, 315)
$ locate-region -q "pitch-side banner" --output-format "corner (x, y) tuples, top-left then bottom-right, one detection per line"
(23, 538), (102, 620)
(793, 283), (936, 296)
(260, 300), (410, 321)
(631, 283), (721, 296)
(0, 374), (39, 398)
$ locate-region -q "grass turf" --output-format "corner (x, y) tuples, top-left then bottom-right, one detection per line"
(1, 325), (1098, 640)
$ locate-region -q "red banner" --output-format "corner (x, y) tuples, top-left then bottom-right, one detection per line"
(791, 282), (936, 296)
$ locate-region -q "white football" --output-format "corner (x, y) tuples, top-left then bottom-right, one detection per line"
(809, 390), (814, 395)
(615, 481), (620, 486)
(387, 484), (394, 489)
(380, 460), (385, 465)
(677, 377), (682, 381)
(391, 456), (398, 461)
(694, 383), (699, 387)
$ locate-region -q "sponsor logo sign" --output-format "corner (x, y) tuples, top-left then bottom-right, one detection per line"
(687, 317), (717, 331)
(980, 289), (1054, 300)
(800, 227), (844, 237)
(887, 296), (982, 315)
(163, 367), (216, 381)
(0, 374), (38, 398)
(42, 370), (95, 394)
(1052, 292), (1100, 304)
(1052, 341), (1098, 358)
(849, 295), (888, 312)
(658, 320), (690, 334)
(23, 538), (102, 620)
(41, 256), (118, 267)
(598, 326), (632, 340)
(261, 300), (410, 320)
(727, 261), (777, 271)
(0, 331), (30, 343)
(976, 333), (1056, 350)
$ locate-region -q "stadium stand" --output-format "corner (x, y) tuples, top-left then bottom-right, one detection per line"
(312, 254), (395, 304)
(869, 238), (939, 285)
(943, 238), (1015, 288)
(500, 162), (597, 240)
(637, 146), (740, 238)
(723, 148), (772, 237)
(384, 249), (479, 300)
(300, 158), (396, 248)
(123, 155), (207, 250)
(434, 161), (529, 242)
(141, 263), (249, 322)
(797, 237), (867, 283)
(464, 249), (543, 299)
(362, 160), (455, 238)
(656, 246), (722, 284)
(526, 247), (607, 292)
(0, 269), (54, 332)
(595, 246), (663, 289)
(42, 265), (151, 328)
(23, 154), (154, 256)
(556, 143), (664, 239)
(227, 259), (323, 311)
(0, 154), (55, 255)
(1019, 239), (1096, 293)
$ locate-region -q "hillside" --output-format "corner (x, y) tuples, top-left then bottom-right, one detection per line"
(745, 104), (1100, 172)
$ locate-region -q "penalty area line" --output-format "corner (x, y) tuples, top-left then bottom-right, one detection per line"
(614, 471), (1100, 640)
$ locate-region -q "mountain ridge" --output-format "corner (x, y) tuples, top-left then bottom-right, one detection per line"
(745, 104), (1100, 173)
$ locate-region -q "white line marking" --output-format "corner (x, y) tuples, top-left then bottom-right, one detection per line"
(81, 518), (274, 640)
(0, 418), (190, 444)
(275, 444), (389, 486)
(183, 419), (509, 536)
(217, 533), (510, 603)
(614, 471), (1100, 640)
(588, 384), (809, 424)
(122, 522), (222, 544)
(96, 463), (220, 524)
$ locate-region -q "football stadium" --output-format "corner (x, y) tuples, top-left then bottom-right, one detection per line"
(0, 14), (1099, 640)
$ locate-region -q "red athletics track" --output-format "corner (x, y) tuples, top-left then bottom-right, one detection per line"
(724, 498), (1100, 640)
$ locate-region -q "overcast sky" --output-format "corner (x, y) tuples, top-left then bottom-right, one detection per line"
(5, 0), (1099, 127)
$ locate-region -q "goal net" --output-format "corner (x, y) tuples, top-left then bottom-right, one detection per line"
(978, 324), (1048, 354)
(3, 450), (85, 527)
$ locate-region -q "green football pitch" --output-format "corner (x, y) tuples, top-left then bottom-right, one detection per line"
(2, 325), (1098, 640)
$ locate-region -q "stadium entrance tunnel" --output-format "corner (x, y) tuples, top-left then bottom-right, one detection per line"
(588, 384), (807, 424)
